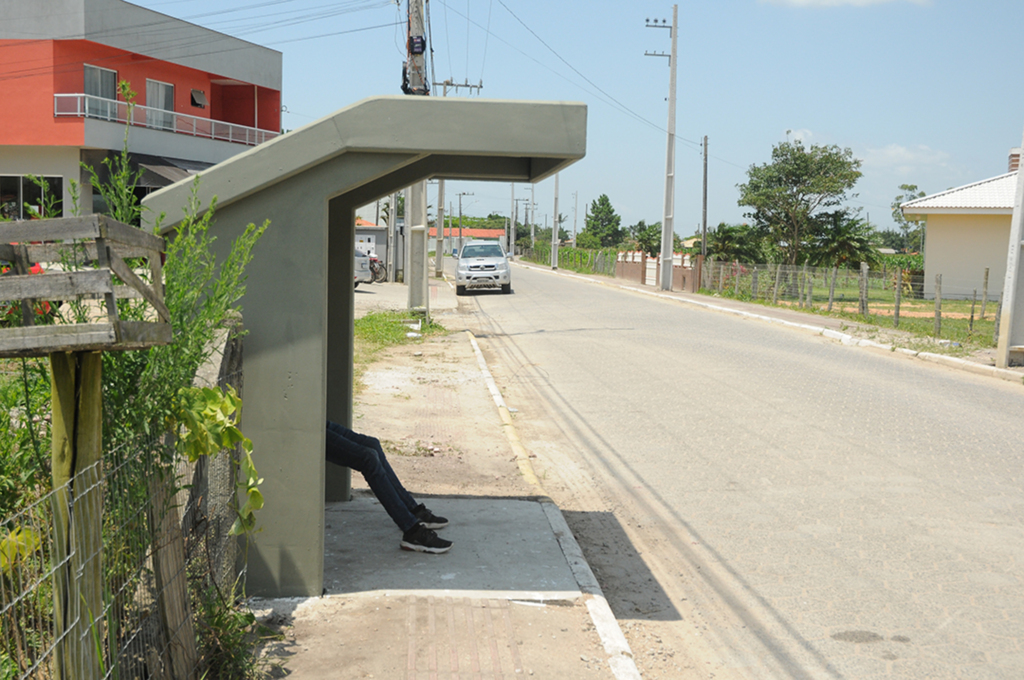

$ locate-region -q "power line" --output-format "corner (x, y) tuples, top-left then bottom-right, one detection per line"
(479, 0), (493, 83)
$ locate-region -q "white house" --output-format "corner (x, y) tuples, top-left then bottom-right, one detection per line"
(901, 151), (1019, 300)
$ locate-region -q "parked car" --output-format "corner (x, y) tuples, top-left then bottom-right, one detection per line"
(455, 240), (511, 295)
(354, 249), (372, 287)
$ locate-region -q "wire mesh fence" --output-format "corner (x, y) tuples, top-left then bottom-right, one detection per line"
(700, 259), (1003, 346)
(1, 376), (243, 680)
(521, 246), (619, 277)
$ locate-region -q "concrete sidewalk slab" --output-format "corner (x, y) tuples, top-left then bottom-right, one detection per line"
(255, 496), (618, 678)
(323, 496), (582, 599)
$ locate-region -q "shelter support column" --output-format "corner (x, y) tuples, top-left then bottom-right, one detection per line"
(326, 198), (355, 501)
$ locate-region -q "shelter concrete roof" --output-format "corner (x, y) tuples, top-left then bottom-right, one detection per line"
(144, 95), (586, 229)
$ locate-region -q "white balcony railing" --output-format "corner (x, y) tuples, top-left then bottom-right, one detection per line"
(54, 93), (278, 147)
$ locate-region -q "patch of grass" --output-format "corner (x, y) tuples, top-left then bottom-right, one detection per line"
(353, 312), (446, 391)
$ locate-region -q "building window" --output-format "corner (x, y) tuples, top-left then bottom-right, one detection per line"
(0, 176), (64, 220)
(146, 79), (175, 131)
(84, 64), (118, 120)
(190, 89), (207, 108)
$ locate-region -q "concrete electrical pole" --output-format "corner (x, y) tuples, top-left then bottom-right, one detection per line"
(530, 184), (536, 247)
(572, 191), (579, 246)
(551, 173), (560, 269)
(702, 135), (708, 257)
(646, 5), (678, 291)
(404, 0), (430, 310)
(435, 177), (445, 276)
(456, 192), (472, 254)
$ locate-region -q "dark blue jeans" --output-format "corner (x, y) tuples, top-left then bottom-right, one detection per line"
(325, 421), (419, 532)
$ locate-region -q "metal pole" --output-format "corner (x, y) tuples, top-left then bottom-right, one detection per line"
(551, 173), (560, 269)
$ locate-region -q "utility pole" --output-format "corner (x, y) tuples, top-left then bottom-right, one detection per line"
(572, 191), (579, 246)
(435, 179), (445, 276)
(431, 79), (481, 274)
(509, 183), (515, 255)
(403, 0), (428, 95)
(530, 184), (536, 247)
(403, 0), (430, 311)
(456, 192), (472, 254)
(646, 5), (677, 291)
(702, 135), (708, 257)
(551, 173), (560, 269)
(514, 197), (529, 257)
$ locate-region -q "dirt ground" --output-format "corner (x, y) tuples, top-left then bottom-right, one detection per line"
(352, 332), (537, 501)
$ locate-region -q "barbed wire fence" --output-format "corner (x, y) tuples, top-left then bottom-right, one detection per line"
(2, 352), (243, 680)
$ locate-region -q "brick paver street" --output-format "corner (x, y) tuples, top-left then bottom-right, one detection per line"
(459, 263), (1024, 679)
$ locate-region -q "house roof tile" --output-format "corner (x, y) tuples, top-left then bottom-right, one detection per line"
(901, 172), (1017, 214)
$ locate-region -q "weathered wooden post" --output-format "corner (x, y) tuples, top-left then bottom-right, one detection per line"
(970, 289), (978, 335)
(0, 215), (172, 680)
(894, 268), (902, 328)
(981, 267), (990, 319)
(859, 262), (869, 316)
(828, 266), (838, 312)
(934, 274), (943, 338)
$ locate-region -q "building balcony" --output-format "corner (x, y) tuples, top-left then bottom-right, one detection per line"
(55, 94), (277, 147)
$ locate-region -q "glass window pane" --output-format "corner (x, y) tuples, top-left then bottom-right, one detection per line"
(22, 177), (43, 219)
(84, 65), (117, 120)
(43, 177), (63, 218)
(146, 80), (175, 131)
(0, 177), (20, 220)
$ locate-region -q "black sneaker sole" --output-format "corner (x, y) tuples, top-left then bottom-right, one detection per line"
(401, 540), (452, 554)
(419, 520), (449, 530)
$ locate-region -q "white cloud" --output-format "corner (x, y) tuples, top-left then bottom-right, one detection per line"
(860, 143), (951, 176)
(760, 0), (929, 7)
(787, 128), (814, 144)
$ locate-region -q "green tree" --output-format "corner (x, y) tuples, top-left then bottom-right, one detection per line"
(628, 219), (662, 257)
(808, 211), (878, 268)
(706, 222), (766, 263)
(737, 138), (862, 266)
(579, 194), (623, 247)
(891, 183), (927, 253)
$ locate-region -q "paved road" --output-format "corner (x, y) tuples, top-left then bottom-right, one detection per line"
(457, 263), (1024, 679)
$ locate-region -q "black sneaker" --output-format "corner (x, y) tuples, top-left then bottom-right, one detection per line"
(401, 523), (453, 554)
(414, 504), (449, 529)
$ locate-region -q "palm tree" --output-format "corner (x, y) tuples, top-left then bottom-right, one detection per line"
(809, 212), (878, 268)
(706, 223), (765, 263)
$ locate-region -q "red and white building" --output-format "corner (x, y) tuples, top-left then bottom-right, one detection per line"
(0, 0), (282, 219)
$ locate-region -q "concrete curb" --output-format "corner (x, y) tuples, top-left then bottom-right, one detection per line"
(465, 329), (642, 680)
(516, 262), (1024, 386)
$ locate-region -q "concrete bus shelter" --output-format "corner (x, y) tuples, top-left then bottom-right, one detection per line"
(142, 95), (586, 597)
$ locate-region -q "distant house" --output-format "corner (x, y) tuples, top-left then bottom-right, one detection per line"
(0, 0), (282, 218)
(900, 150), (1018, 300)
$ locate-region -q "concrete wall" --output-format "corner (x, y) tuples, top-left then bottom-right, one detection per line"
(82, 118), (252, 164)
(924, 213), (1011, 300)
(0, 146), (82, 216)
(1, 0), (282, 90)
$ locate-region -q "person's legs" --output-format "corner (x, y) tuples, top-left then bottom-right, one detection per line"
(325, 422), (419, 533)
(329, 423), (419, 513)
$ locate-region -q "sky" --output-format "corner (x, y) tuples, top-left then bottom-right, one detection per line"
(132, 0), (1024, 237)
